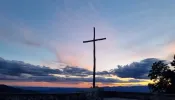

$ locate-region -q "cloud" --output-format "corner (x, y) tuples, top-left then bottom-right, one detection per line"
(0, 57), (159, 87)
(0, 57), (124, 83)
(96, 71), (110, 76)
(111, 58), (160, 79)
(61, 66), (92, 77)
(0, 57), (62, 77)
(0, 57), (161, 84)
(0, 16), (42, 47)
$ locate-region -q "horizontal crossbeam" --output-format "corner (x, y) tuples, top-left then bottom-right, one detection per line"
(83, 38), (106, 43)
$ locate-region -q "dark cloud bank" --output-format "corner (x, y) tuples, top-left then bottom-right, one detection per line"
(111, 58), (159, 79)
(0, 57), (160, 83)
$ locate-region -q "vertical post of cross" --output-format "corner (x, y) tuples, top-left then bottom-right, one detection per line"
(83, 27), (106, 88)
(93, 27), (96, 88)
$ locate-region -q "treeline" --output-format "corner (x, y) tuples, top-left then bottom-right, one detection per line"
(148, 55), (175, 93)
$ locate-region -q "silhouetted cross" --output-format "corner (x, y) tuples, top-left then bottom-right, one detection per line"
(83, 27), (106, 88)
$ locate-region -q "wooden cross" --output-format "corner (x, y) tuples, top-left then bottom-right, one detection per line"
(83, 27), (106, 88)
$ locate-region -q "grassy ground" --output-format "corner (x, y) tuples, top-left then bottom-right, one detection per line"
(0, 91), (175, 100)
(104, 98), (137, 100)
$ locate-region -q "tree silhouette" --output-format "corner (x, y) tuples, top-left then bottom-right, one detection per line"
(171, 55), (175, 67)
(148, 55), (175, 93)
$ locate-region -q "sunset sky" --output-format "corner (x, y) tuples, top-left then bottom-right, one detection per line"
(0, 0), (175, 87)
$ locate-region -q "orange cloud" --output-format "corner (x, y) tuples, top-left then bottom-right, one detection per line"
(53, 45), (81, 67)
(0, 81), (86, 88)
(0, 81), (149, 88)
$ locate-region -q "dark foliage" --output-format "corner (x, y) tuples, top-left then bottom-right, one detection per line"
(171, 55), (175, 67)
(148, 55), (175, 93)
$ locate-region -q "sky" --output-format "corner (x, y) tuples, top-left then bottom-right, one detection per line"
(0, 0), (175, 87)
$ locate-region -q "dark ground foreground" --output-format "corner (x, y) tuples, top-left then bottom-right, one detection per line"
(0, 91), (175, 100)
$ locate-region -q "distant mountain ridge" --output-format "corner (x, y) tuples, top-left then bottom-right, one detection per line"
(104, 86), (150, 93)
(16, 86), (88, 93)
(0, 84), (37, 93)
(16, 86), (150, 93)
(0, 84), (149, 93)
